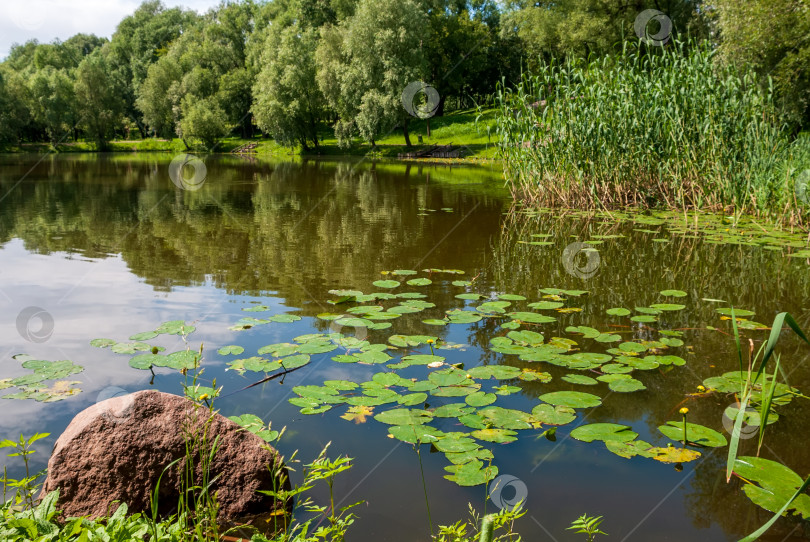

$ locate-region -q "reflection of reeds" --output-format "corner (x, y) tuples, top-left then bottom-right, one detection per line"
(496, 40), (810, 223)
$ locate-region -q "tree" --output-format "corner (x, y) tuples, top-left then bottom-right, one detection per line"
(28, 67), (76, 143)
(0, 69), (31, 144)
(136, 56), (182, 138)
(108, 0), (198, 137)
(316, 0), (428, 147)
(500, 0), (709, 68)
(713, 0), (810, 128)
(178, 96), (228, 149)
(252, 24), (326, 150)
(74, 51), (125, 150)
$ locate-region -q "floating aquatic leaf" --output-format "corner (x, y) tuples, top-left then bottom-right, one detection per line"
(398, 392), (428, 406)
(528, 301), (564, 310)
(571, 423), (638, 443)
(432, 385), (481, 397)
(498, 294), (526, 301)
(466, 365), (523, 380)
(217, 345), (244, 356)
(531, 404), (576, 425)
(341, 405), (374, 424)
(518, 368), (552, 382)
(388, 335), (437, 347)
(227, 414), (279, 442)
(373, 280), (400, 289)
(733, 456), (810, 519)
(660, 290), (687, 297)
(389, 424), (444, 444)
(717, 308), (755, 317)
(446, 310), (483, 324)
(156, 320), (195, 336)
(324, 380), (358, 391)
(452, 280), (472, 287)
(129, 353), (164, 370)
(650, 303), (686, 311)
(507, 330), (544, 345)
(403, 278), (431, 287)
(391, 269), (417, 276)
(90, 338), (116, 348)
(471, 428), (518, 443)
(566, 326), (601, 339)
(658, 422), (727, 447)
(279, 354), (312, 369)
(605, 440), (656, 459)
(465, 391), (497, 407)
(242, 305), (270, 312)
(477, 301), (511, 314)
(129, 331), (158, 341)
(561, 374), (598, 385)
(374, 408), (433, 425)
(539, 391), (602, 408)
(606, 308), (631, 316)
(507, 312), (556, 324)
(443, 460), (498, 487)
(455, 293), (483, 300)
(434, 434), (480, 454)
(477, 406), (535, 430)
(445, 448), (494, 465)
(650, 446), (701, 464)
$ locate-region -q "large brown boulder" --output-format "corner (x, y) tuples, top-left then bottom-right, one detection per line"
(42, 390), (289, 533)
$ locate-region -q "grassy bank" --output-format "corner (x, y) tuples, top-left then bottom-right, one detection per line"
(497, 40), (810, 222)
(0, 109), (500, 163)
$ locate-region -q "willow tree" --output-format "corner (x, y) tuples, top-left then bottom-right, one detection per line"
(315, 0), (427, 148)
(252, 24), (325, 151)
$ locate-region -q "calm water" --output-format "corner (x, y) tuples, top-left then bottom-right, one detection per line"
(1, 153), (809, 541)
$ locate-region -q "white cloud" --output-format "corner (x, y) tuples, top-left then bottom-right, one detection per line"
(1, 0), (222, 61)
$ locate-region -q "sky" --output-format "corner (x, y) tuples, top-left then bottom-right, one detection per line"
(1, 0), (223, 60)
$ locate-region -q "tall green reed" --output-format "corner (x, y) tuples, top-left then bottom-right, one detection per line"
(497, 40), (810, 221)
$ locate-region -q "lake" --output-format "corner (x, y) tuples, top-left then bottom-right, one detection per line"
(1, 153), (809, 541)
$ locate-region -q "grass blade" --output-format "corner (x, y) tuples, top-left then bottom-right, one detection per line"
(757, 355), (781, 455)
(726, 390), (752, 482)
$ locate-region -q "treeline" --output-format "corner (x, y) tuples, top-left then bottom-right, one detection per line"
(0, 0), (806, 152)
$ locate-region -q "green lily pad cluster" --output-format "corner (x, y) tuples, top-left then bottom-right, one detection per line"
(91, 320), (200, 371)
(0, 354), (83, 402)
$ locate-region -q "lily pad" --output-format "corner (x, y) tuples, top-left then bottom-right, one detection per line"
(373, 280), (400, 289)
(538, 391), (602, 408)
(571, 423), (638, 443)
(658, 422), (728, 447)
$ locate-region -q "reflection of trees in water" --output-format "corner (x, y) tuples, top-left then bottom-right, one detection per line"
(0, 155), (507, 305)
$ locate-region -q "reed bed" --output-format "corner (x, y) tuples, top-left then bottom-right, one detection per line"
(496, 40), (810, 222)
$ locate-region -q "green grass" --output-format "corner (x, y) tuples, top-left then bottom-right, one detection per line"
(0, 109), (500, 163)
(497, 40), (810, 222)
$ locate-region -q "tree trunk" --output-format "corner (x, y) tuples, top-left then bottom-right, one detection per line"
(403, 117), (412, 148)
(436, 95), (447, 117)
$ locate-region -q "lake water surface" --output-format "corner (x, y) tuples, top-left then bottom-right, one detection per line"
(1, 153), (810, 541)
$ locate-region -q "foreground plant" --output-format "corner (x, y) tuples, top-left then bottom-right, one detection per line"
(434, 503), (524, 542)
(567, 514), (607, 542)
(0, 433), (49, 511)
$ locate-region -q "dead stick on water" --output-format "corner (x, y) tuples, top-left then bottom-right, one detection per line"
(220, 365), (307, 399)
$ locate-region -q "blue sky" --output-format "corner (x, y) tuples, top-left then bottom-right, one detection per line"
(1, 0), (223, 60)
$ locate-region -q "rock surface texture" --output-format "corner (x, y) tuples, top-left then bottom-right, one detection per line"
(42, 390), (288, 532)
